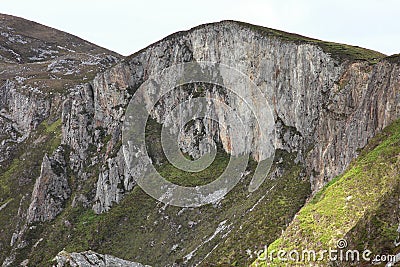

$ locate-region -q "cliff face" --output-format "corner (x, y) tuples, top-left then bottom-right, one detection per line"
(0, 16), (399, 267)
(60, 21), (399, 213)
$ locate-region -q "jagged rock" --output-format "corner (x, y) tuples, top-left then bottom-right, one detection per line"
(27, 146), (70, 223)
(53, 250), (149, 267)
(0, 13), (121, 168)
(0, 80), (55, 167)
(0, 80), (51, 134)
(61, 84), (96, 174)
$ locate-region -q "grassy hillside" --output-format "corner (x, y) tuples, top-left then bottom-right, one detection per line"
(0, 13), (119, 63)
(254, 118), (400, 266)
(16, 148), (310, 266)
(0, 118), (62, 264)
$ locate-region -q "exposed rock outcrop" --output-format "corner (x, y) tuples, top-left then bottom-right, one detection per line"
(0, 13), (120, 168)
(27, 146), (70, 223)
(54, 250), (149, 267)
(92, 148), (135, 213)
(0, 80), (56, 166)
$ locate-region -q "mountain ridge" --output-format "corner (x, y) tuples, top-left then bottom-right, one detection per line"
(126, 19), (389, 64)
(0, 13), (120, 63)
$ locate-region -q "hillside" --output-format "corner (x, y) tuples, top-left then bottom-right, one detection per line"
(0, 13), (119, 63)
(254, 118), (400, 266)
(0, 15), (399, 267)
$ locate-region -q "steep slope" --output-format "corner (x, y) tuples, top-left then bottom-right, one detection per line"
(0, 18), (399, 267)
(254, 118), (400, 266)
(0, 13), (120, 166)
(0, 13), (121, 266)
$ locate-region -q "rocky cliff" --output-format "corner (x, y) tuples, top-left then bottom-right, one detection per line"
(0, 15), (399, 266)
(62, 21), (399, 213)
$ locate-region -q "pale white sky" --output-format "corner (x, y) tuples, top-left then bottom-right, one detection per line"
(1, 0), (399, 56)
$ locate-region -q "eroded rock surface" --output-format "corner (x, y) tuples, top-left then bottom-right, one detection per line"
(27, 146), (70, 223)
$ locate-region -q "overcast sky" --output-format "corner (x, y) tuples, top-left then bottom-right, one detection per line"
(1, 0), (399, 56)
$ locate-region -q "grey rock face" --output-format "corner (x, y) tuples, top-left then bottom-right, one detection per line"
(0, 13), (121, 168)
(308, 61), (400, 189)
(54, 250), (149, 267)
(0, 80), (56, 167)
(0, 80), (51, 135)
(27, 146), (70, 222)
(92, 148), (135, 213)
(62, 21), (399, 213)
(61, 84), (96, 174)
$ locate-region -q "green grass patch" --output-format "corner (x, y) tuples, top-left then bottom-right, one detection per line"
(44, 118), (62, 134)
(0, 158), (21, 199)
(156, 151), (229, 186)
